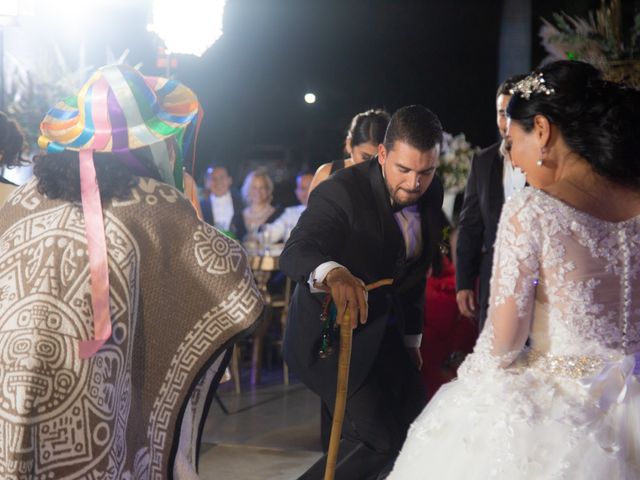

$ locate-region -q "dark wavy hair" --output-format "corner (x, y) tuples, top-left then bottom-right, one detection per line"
(32, 148), (163, 203)
(347, 109), (390, 148)
(383, 105), (443, 152)
(507, 60), (640, 189)
(0, 111), (26, 169)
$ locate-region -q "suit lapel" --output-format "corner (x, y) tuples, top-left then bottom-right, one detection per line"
(368, 160), (405, 263)
(416, 175), (444, 269)
(232, 194), (243, 215)
(488, 151), (505, 221)
(418, 198), (434, 266)
(201, 197), (214, 225)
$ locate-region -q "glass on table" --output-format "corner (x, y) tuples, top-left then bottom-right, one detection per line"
(259, 228), (273, 256)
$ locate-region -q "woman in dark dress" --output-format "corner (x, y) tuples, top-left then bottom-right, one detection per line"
(309, 108), (390, 193)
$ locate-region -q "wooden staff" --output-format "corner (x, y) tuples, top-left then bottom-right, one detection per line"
(324, 278), (393, 480)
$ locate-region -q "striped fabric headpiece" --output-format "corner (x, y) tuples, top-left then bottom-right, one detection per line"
(38, 64), (202, 359)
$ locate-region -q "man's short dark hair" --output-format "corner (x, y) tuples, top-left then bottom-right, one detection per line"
(496, 73), (527, 98)
(383, 105), (443, 153)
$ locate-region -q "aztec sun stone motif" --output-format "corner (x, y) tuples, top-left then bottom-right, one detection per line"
(0, 197), (139, 478)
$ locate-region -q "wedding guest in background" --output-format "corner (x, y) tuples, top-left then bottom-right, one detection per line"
(0, 111), (26, 205)
(309, 108), (390, 192)
(200, 164), (246, 239)
(262, 171), (313, 244)
(455, 73), (527, 330)
(241, 168), (282, 242)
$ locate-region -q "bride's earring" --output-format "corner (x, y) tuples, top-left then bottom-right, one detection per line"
(537, 147), (546, 167)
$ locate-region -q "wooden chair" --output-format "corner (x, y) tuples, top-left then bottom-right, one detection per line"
(229, 253), (292, 391)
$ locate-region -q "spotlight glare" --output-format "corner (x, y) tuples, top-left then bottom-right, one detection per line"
(0, 0), (19, 17)
(149, 0), (226, 57)
(304, 93), (316, 104)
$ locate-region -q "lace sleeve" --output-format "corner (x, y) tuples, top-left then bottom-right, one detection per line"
(486, 193), (540, 365)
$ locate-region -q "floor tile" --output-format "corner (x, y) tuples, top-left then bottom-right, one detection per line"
(197, 368), (323, 479)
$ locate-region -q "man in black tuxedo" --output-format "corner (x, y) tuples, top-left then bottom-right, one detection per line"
(280, 105), (444, 480)
(455, 74), (527, 329)
(199, 165), (246, 240)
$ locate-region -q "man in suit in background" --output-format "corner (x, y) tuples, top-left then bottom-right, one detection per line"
(200, 165), (246, 240)
(455, 74), (527, 330)
(281, 105), (444, 480)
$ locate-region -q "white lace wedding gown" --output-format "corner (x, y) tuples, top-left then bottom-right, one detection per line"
(390, 188), (640, 479)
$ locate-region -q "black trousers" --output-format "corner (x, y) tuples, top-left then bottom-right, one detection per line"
(301, 327), (427, 480)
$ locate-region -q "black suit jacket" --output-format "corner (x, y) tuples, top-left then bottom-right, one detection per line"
(455, 142), (504, 325)
(280, 159), (443, 400)
(199, 193), (247, 240)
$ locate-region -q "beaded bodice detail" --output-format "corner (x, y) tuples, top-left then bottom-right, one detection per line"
(460, 188), (640, 378)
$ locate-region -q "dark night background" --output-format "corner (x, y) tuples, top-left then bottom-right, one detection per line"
(14, 0), (611, 190)
(179, 0), (599, 182)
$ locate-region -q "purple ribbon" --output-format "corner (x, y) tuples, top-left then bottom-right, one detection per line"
(108, 89), (153, 178)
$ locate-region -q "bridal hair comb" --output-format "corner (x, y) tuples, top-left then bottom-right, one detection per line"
(509, 72), (555, 100)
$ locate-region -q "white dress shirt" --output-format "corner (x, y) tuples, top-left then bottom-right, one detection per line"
(309, 204), (423, 348)
(210, 192), (234, 231)
(264, 204), (306, 243)
(503, 158), (526, 201)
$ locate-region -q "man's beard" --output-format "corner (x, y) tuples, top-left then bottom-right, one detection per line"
(385, 178), (421, 209)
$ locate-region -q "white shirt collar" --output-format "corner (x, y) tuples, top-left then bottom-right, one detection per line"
(503, 158), (526, 201)
(210, 191), (232, 204)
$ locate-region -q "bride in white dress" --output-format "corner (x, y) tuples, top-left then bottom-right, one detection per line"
(390, 60), (640, 479)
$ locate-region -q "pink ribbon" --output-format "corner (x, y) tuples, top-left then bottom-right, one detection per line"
(77, 78), (114, 358)
(78, 149), (111, 358)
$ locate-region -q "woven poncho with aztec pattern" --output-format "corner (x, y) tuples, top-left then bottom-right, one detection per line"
(0, 178), (263, 478)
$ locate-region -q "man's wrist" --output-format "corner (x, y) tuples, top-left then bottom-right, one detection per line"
(308, 261), (345, 292)
(323, 266), (345, 287)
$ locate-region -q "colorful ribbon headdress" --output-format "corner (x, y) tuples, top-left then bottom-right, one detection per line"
(38, 64), (202, 359)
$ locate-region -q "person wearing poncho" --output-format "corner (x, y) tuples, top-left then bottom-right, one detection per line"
(0, 64), (263, 478)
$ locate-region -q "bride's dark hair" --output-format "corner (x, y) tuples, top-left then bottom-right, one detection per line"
(507, 60), (640, 189)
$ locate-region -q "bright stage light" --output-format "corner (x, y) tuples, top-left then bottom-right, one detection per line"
(304, 93), (316, 104)
(148, 0), (226, 57)
(0, 0), (33, 25)
(0, 0), (19, 17)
